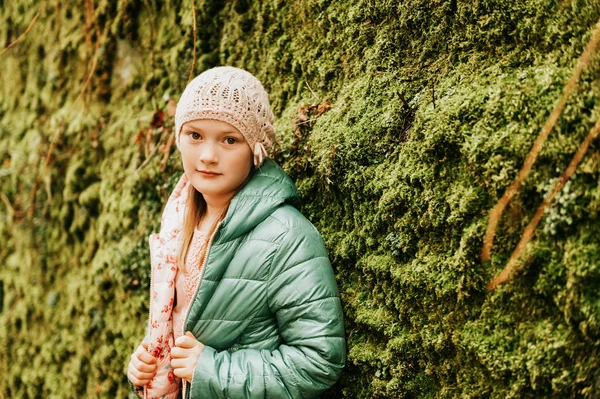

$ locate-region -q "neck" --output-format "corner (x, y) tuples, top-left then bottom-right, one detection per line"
(199, 193), (234, 229)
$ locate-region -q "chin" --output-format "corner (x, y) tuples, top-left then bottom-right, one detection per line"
(191, 181), (215, 195)
(190, 180), (225, 197)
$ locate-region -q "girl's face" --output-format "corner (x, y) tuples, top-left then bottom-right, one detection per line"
(179, 119), (253, 202)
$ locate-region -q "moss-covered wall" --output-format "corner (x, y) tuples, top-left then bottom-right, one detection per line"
(1, 0), (600, 397)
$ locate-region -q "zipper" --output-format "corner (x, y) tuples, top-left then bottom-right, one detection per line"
(181, 222), (221, 399)
(144, 235), (158, 399)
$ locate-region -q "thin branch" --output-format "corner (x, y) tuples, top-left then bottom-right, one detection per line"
(55, 0), (61, 38)
(294, 113), (334, 126)
(487, 116), (600, 290)
(0, 0), (46, 57)
(135, 144), (160, 174)
(188, 0), (197, 84)
(0, 192), (15, 217)
(141, 0), (157, 108)
(146, 0), (156, 72)
(83, 0), (94, 76)
(305, 82), (318, 101)
(159, 133), (176, 172)
(481, 17), (600, 263)
(26, 164), (44, 219)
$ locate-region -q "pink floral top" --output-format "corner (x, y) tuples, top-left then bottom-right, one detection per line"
(173, 228), (208, 340)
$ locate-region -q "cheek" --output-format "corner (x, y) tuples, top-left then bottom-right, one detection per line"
(180, 148), (196, 164)
(234, 152), (253, 180)
(180, 151), (197, 174)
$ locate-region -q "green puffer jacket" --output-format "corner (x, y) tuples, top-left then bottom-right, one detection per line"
(179, 159), (346, 398)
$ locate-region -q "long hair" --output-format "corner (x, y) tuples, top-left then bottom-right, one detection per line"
(176, 161), (255, 274)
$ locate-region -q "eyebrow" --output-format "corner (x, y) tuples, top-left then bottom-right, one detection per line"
(184, 126), (241, 135)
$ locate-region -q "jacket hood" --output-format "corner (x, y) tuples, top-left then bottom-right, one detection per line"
(216, 158), (300, 243)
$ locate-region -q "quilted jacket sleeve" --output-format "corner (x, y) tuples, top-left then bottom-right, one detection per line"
(190, 224), (346, 398)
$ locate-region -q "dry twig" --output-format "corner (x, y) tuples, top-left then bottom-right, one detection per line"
(0, 0), (46, 57)
(305, 82), (318, 100)
(135, 144), (160, 174)
(0, 192), (15, 218)
(188, 0), (197, 84)
(159, 133), (176, 172)
(481, 18), (600, 263)
(487, 117), (600, 290)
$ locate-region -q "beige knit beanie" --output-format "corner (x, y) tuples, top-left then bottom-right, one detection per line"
(174, 66), (276, 167)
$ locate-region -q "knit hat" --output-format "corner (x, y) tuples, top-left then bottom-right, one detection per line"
(174, 66), (276, 167)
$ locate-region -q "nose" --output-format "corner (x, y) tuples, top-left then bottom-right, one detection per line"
(198, 142), (218, 164)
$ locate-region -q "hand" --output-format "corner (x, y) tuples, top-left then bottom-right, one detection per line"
(127, 341), (158, 387)
(171, 331), (205, 383)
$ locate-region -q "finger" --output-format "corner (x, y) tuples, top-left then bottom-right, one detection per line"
(136, 346), (157, 364)
(131, 353), (158, 373)
(170, 347), (183, 358)
(136, 370), (156, 380)
(128, 374), (143, 386)
(172, 367), (185, 379)
(170, 358), (185, 369)
(128, 374), (153, 387)
(175, 334), (197, 349)
(130, 369), (156, 382)
(127, 367), (154, 386)
(134, 349), (156, 364)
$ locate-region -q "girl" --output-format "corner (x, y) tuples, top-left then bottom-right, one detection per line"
(126, 66), (346, 399)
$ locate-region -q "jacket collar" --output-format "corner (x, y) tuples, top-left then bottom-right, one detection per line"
(215, 158), (301, 243)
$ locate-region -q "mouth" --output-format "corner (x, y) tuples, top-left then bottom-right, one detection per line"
(197, 170), (221, 177)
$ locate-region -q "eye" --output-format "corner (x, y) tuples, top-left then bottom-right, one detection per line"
(224, 137), (238, 145)
(190, 132), (201, 140)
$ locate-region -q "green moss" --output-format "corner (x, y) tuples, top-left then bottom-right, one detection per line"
(2, 0), (600, 397)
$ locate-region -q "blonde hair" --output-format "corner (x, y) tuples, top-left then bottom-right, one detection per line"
(176, 186), (222, 274)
